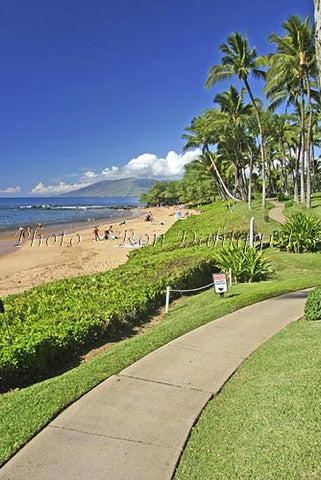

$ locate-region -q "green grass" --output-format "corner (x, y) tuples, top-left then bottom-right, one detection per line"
(174, 319), (321, 480)
(283, 192), (321, 218)
(1, 198), (321, 469)
(1, 247), (321, 467)
(172, 198), (321, 479)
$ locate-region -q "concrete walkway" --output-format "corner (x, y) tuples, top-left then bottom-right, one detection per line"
(268, 201), (286, 224)
(0, 290), (309, 480)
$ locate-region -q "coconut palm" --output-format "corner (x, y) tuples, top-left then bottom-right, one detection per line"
(182, 113), (239, 201)
(315, 0), (321, 91)
(267, 15), (316, 208)
(206, 32), (267, 209)
(214, 85), (256, 208)
(272, 113), (297, 195)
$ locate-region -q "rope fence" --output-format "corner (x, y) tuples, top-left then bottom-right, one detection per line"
(164, 219), (277, 314)
(170, 281), (214, 293)
(165, 269), (232, 313)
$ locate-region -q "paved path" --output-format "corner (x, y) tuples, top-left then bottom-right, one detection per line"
(0, 290), (309, 480)
(268, 201), (286, 224)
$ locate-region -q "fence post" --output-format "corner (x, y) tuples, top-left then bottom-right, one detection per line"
(165, 286), (171, 313)
(250, 216), (254, 248)
(228, 268), (232, 286)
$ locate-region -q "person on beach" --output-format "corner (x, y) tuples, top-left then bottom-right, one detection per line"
(107, 225), (115, 239)
(15, 226), (25, 245)
(93, 226), (100, 241)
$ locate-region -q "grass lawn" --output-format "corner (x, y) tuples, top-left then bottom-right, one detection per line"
(1, 198), (321, 470)
(1, 248), (321, 467)
(174, 319), (321, 480)
(282, 193), (321, 219)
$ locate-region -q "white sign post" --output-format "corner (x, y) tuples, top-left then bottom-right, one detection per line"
(250, 216), (254, 248)
(213, 273), (228, 298)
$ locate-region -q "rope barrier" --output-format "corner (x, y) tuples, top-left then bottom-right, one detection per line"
(170, 282), (214, 293)
(165, 269), (233, 314)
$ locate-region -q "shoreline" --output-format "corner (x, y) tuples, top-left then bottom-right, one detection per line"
(0, 208), (142, 258)
(0, 206), (181, 297)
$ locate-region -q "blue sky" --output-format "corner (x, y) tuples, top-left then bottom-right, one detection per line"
(0, 0), (313, 195)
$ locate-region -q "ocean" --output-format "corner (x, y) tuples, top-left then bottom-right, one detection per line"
(0, 197), (142, 232)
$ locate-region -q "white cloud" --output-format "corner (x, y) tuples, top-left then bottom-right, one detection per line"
(101, 166), (120, 179)
(30, 148), (201, 194)
(122, 149), (202, 179)
(0, 186), (21, 193)
(97, 148), (201, 181)
(82, 170), (97, 179)
(31, 181), (90, 194)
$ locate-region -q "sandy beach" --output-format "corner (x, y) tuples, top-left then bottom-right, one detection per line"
(0, 207), (180, 297)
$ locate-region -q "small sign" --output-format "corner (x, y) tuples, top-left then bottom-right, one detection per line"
(213, 273), (228, 294)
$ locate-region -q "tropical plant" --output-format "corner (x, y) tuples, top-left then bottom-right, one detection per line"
(214, 85), (255, 205)
(213, 243), (272, 283)
(182, 113), (239, 201)
(179, 161), (217, 204)
(206, 31), (267, 209)
(276, 212), (321, 253)
(266, 15), (317, 208)
(314, 0), (321, 92)
(140, 181), (180, 206)
(304, 287), (321, 321)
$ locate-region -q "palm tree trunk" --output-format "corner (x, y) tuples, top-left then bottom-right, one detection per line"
(244, 78), (266, 210)
(299, 85), (306, 204)
(280, 141), (288, 195)
(294, 145), (300, 203)
(248, 151), (253, 210)
(206, 149), (240, 202)
(305, 75), (313, 209)
(315, 0), (321, 93)
(201, 161), (227, 200)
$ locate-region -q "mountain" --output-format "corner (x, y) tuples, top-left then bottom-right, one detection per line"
(61, 178), (155, 197)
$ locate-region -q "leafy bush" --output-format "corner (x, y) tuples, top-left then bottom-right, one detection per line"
(0, 248), (216, 389)
(276, 192), (288, 201)
(304, 288), (321, 321)
(0, 201), (250, 389)
(283, 199), (293, 208)
(213, 243), (272, 283)
(277, 213), (321, 253)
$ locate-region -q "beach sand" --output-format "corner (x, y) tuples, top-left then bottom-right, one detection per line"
(0, 207), (181, 297)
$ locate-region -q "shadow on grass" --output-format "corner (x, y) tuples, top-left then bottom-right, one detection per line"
(225, 293), (240, 299)
(1, 307), (166, 394)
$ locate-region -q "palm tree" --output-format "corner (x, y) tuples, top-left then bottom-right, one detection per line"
(182, 113), (239, 201)
(214, 85), (255, 208)
(272, 113), (296, 195)
(315, 0), (321, 92)
(267, 15), (316, 208)
(206, 32), (267, 209)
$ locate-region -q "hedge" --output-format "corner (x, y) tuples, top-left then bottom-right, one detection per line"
(304, 288), (321, 321)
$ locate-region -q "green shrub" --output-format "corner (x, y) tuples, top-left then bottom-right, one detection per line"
(276, 192), (287, 201)
(0, 248), (216, 389)
(283, 199), (293, 208)
(277, 213), (321, 253)
(304, 288), (321, 321)
(0, 201), (249, 390)
(213, 243), (272, 283)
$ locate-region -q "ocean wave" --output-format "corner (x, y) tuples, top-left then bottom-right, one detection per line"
(17, 205), (109, 211)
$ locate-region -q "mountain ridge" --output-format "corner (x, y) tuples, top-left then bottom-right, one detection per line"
(60, 177), (155, 197)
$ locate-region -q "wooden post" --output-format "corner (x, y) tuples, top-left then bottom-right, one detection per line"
(165, 286), (171, 313)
